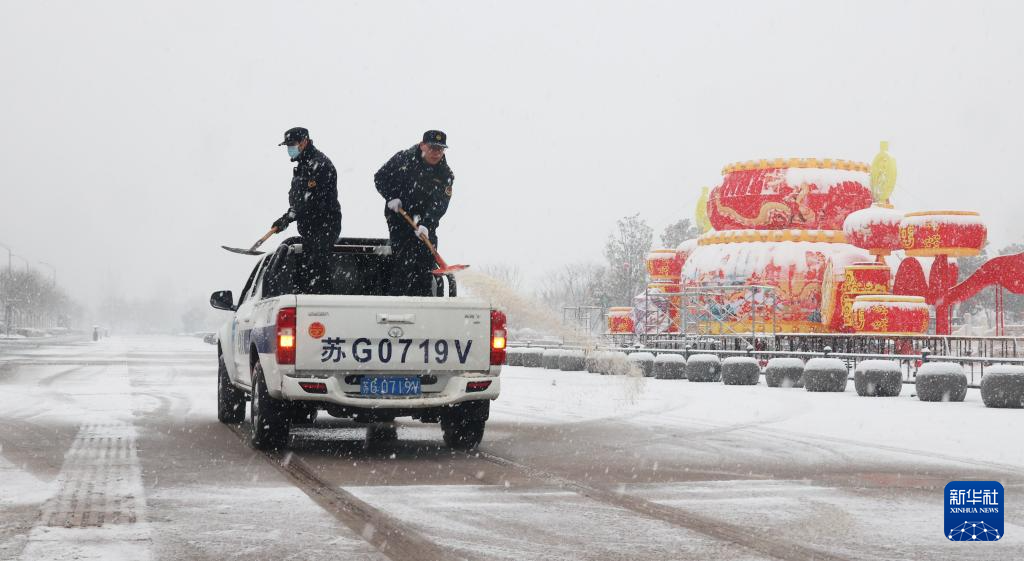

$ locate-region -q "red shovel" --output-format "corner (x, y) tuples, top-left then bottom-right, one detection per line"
(397, 208), (469, 275)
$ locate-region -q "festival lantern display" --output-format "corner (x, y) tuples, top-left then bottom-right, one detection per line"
(898, 211), (987, 257)
(709, 159), (873, 231)
(842, 205), (904, 261)
(607, 307), (635, 334)
(646, 249), (683, 282)
(851, 295), (929, 335)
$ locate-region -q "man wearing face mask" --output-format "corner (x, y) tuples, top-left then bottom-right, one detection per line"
(374, 130), (454, 297)
(270, 127), (341, 294)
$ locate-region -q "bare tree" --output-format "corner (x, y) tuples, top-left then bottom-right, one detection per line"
(477, 263), (523, 292)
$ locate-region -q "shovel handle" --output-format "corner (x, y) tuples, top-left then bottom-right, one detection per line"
(249, 229), (277, 252)
(396, 208), (449, 269)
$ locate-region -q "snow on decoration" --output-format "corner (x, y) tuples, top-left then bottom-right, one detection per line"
(646, 249), (683, 282)
(843, 205), (904, 256)
(607, 307), (634, 334)
(899, 211), (987, 257)
(681, 238), (870, 333)
(851, 295), (929, 334)
(709, 159), (872, 231)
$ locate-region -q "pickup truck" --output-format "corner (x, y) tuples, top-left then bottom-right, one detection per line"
(210, 237), (505, 451)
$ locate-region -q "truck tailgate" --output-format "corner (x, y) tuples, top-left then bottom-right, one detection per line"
(294, 295), (492, 372)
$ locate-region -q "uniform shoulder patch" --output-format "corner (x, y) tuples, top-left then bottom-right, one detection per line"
(307, 179), (317, 189)
(445, 184), (453, 197)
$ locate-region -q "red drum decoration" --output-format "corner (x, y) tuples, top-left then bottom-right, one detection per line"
(607, 307), (634, 334)
(851, 295), (929, 335)
(646, 249), (683, 282)
(843, 263), (891, 295)
(899, 211), (987, 257)
(709, 160), (873, 231)
(842, 205), (904, 256)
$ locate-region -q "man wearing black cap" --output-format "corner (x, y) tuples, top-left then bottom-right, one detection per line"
(270, 127), (341, 294)
(374, 130), (455, 296)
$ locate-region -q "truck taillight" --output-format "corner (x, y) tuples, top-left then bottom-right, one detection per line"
(277, 307), (296, 365)
(490, 309), (507, 365)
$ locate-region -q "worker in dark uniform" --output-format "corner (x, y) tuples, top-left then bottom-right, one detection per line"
(374, 130), (454, 296)
(270, 127), (341, 294)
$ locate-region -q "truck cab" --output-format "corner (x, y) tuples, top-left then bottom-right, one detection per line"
(211, 237), (505, 450)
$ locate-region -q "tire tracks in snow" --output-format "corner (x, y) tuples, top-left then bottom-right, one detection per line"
(227, 424), (469, 561)
(473, 449), (858, 561)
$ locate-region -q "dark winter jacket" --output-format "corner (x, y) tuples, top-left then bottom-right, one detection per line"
(374, 145), (454, 244)
(276, 142), (341, 237)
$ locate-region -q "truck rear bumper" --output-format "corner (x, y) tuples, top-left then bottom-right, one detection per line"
(280, 374), (499, 409)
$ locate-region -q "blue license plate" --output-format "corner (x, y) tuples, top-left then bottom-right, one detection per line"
(360, 376), (421, 396)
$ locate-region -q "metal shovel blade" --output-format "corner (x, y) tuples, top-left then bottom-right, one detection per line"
(221, 245), (266, 256)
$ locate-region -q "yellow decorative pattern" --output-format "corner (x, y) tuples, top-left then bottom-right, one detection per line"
(698, 230), (848, 245)
(869, 141), (897, 203)
(721, 158), (870, 175)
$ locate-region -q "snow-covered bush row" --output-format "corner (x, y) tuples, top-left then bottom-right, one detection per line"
(653, 353), (686, 380)
(803, 358), (848, 392)
(521, 348), (544, 368)
(765, 357), (804, 388)
(915, 362), (967, 402)
(854, 359), (902, 397)
(721, 356), (760, 385)
(686, 354), (721, 382)
(558, 350), (586, 371)
(980, 365), (1024, 408)
(542, 348), (563, 370)
(627, 352), (655, 377)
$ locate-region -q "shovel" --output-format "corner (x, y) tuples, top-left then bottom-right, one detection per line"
(397, 208), (469, 275)
(221, 228), (276, 256)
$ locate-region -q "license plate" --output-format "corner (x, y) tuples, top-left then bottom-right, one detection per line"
(360, 376), (421, 396)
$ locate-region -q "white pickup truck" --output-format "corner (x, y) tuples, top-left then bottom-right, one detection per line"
(210, 237), (505, 450)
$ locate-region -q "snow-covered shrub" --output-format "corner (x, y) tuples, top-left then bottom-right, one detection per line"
(605, 351), (630, 376)
(980, 365), (1024, 408)
(765, 357), (804, 388)
(558, 349), (586, 371)
(685, 354), (721, 382)
(803, 358), (848, 392)
(521, 348), (545, 368)
(915, 362), (967, 402)
(653, 353), (686, 380)
(504, 347), (523, 367)
(584, 351), (603, 373)
(542, 348), (564, 369)
(626, 352), (655, 377)
(854, 359), (902, 397)
(721, 356), (760, 385)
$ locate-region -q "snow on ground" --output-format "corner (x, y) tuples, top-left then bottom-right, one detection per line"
(493, 365), (1024, 469)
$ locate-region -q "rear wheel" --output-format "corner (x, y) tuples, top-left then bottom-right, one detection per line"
(250, 362), (290, 450)
(441, 401), (489, 450)
(217, 353), (246, 423)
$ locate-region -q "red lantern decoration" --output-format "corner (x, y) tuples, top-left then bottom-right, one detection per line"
(646, 249), (683, 282)
(851, 295), (929, 335)
(899, 211), (987, 257)
(709, 160), (873, 231)
(842, 205), (903, 257)
(607, 307), (635, 334)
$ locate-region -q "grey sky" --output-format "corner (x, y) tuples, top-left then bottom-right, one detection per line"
(2, 1), (1022, 311)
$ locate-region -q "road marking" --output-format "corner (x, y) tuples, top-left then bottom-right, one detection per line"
(19, 423), (151, 561)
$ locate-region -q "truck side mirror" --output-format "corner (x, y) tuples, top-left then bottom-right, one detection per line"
(210, 290), (235, 311)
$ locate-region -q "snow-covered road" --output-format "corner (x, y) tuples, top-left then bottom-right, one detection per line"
(0, 336), (1020, 560)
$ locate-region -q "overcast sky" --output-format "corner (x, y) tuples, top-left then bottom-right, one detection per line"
(2, 1), (1023, 312)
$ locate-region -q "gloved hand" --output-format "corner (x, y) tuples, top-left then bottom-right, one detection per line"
(416, 225), (429, 239)
(387, 198), (402, 212)
(271, 215), (291, 233)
